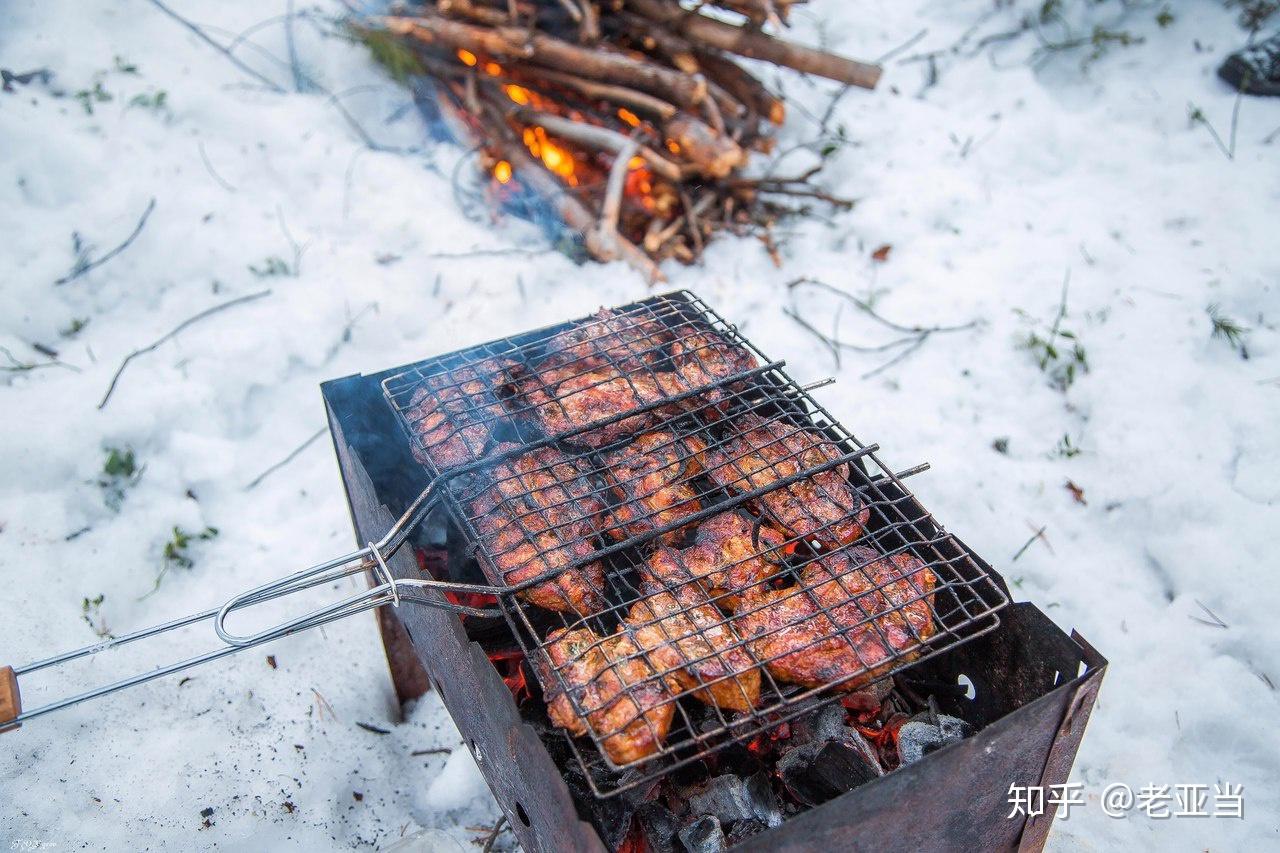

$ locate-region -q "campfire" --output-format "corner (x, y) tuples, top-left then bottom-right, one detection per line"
(354, 1), (880, 280)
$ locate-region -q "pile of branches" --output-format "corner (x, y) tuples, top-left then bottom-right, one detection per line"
(357, 0), (880, 280)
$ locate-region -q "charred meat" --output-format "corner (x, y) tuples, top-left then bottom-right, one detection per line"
(468, 443), (607, 616)
(542, 307), (674, 368)
(704, 414), (869, 547)
(644, 512), (789, 609)
(600, 431), (708, 544)
(540, 626), (675, 766)
(625, 581), (760, 711)
(405, 364), (506, 470)
(507, 327), (758, 448)
(734, 546), (937, 692)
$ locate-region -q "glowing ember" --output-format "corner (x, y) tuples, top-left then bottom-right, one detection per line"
(617, 107), (641, 127)
(504, 84), (531, 105)
(665, 139), (681, 155)
(522, 125), (578, 186)
(487, 649), (531, 705)
(483, 61), (502, 77)
(456, 48), (477, 67)
(493, 160), (512, 184)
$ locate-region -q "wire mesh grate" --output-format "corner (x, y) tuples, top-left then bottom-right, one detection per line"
(381, 291), (1008, 798)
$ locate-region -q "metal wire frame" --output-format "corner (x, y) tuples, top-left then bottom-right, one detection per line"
(443, 393), (1005, 796)
(371, 291), (1008, 797)
(380, 293), (772, 473)
(7, 291), (1006, 798)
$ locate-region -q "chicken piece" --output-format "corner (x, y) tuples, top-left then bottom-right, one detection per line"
(542, 307), (674, 368)
(531, 366), (678, 448)
(404, 364), (506, 470)
(704, 414), (869, 547)
(468, 444), (607, 616)
(734, 546), (937, 693)
(509, 325), (758, 448)
(669, 327), (759, 386)
(540, 627), (675, 766)
(499, 353), (607, 419)
(600, 432), (708, 544)
(644, 512), (789, 610)
(625, 582), (760, 711)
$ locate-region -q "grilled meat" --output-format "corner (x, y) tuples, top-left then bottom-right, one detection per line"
(645, 512), (789, 609)
(625, 582), (760, 711)
(541, 626), (675, 765)
(504, 324), (759, 448)
(704, 414), (869, 547)
(734, 546), (937, 692)
(405, 364), (505, 470)
(669, 327), (758, 387)
(542, 307), (673, 368)
(469, 443), (607, 616)
(600, 432), (708, 544)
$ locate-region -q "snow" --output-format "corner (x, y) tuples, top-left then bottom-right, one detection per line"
(1, 0), (1278, 850)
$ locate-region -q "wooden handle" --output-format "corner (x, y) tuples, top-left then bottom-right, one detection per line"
(0, 666), (21, 732)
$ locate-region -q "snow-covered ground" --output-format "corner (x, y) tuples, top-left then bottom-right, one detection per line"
(2, 0), (1278, 849)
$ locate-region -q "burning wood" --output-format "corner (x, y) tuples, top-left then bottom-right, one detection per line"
(354, 1), (877, 279)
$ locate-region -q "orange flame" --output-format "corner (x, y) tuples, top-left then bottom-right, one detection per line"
(617, 107), (641, 127)
(522, 125), (578, 186)
(456, 49), (477, 67)
(504, 84), (531, 105)
(493, 160), (512, 184)
(483, 61), (502, 77)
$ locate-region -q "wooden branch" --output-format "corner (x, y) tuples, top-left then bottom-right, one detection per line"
(513, 108), (683, 180)
(627, 0), (881, 89)
(383, 13), (708, 108)
(577, 0), (601, 43)
(695, 49), (786, 125)
(596, 136), (640, 254)
(710, 0), (805, 27)
(480, 99), (662, 282)
(98, 289), (272, 409)
(55, 197), (157, 285)
(530, 68), (678, 121)
(436, 0), (508, 26)
(666, 114), (747, 178)
(620, 14), (748, 120)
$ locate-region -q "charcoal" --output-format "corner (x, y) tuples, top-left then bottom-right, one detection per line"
(725, 817), (769, 846)
(638, 802), (680, 853)
(897, 713), (972, 766)
(786, 702), (847, 745)
(678, 815), (726, 853)
(778, 730), (882, 806)
(684, 771), (783, 829)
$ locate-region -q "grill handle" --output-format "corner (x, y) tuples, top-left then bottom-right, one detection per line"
(1, 483), (504, 730)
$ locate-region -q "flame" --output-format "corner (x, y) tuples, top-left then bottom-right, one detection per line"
(493, 160), (512, 184)
(522, 125), (578, 186)
(483, 61), (502, 77)
(487, 649), (531, 705)
(666, 139), (681, 155)
(617, 107), (641, 127)
(624, 162), (655, 212)
(504, 84), (531, 105)
(456, 49), (477, 67)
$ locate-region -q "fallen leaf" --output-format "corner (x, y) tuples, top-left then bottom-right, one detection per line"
(871, 244), (893, 262)
(1065, 479), (1087, 505)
